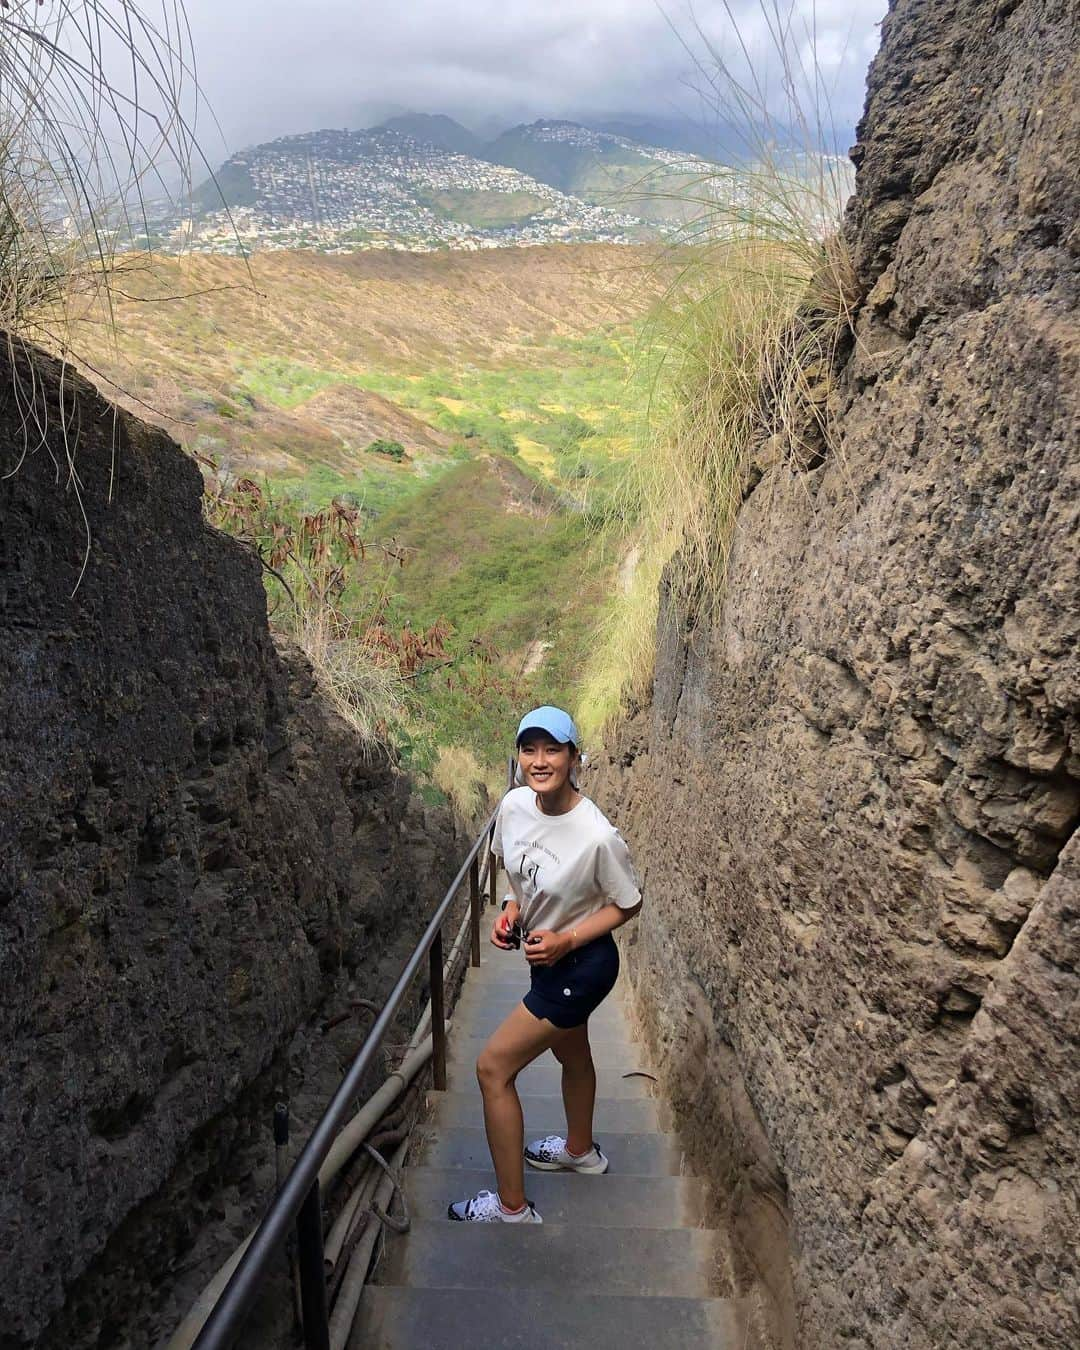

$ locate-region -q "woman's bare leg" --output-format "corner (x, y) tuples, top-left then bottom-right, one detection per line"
(476, 1003), (568, 1210)
(551, 1022), (596, 1155)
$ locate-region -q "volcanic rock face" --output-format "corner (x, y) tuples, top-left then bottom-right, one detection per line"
(0, 341), (455, 1347)
(594, 2), (1079, 1346)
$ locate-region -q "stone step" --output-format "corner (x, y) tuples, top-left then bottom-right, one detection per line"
(378, 1219), (718, 1298)
(353, 1286), (745, 1349)
(410, 1124), (685, 1177)
(426, 1090), (665, 1134)
(404, 1167), (707, 1229)
(442, 1060), (652, 1098)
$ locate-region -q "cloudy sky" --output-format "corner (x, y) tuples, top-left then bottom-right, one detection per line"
(180, 0), (887, 156)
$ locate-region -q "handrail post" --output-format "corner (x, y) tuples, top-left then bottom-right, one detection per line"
(429, 928), (446, 1090)
(469, 854), (482, 967)
(296, 1181), (330, 1350)
(487, 833), (498, 908)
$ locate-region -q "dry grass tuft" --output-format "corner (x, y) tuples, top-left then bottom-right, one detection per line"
(0, 2), (207, 343)
(580, 235), (858, 744)
(290, 595), (407, 749)
(432, 745), (489, 824)
(576, 543), (663, 746)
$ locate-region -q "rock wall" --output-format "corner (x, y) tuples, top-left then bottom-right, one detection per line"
(0, 339), (456, 1348)
(593, 2), (1079, 1346)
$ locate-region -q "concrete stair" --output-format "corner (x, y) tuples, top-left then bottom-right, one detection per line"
(352, 946), (741, 1348)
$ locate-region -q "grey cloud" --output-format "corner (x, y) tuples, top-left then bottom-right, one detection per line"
(181, 0), (886, 156)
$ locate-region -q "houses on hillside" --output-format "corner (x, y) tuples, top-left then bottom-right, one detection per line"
(170, 128), (648, 254)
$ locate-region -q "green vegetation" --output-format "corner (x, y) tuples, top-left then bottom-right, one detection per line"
(210, 446), (613, 801)
(65, 244), (664, 786)
(379, 113), (482, 156)
(205, 476), (450, 749)
(479, 127), (700, 226)
(579, 250), (856, 742)
(6, 0), (866, 811)
(347, 333), (645, 484)
(235, 358), (342, 409)
(266, 460), (438, 522)
(419, 188), (547, 228)
(367, 438), (406, 461)
(484, 126), (651, 197)
(195, 159), (257, 213)
(344, 456), (607, 777)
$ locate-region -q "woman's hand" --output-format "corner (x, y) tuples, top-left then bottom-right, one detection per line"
(490, 902), (520, 951)
(524, 929), (573, 966)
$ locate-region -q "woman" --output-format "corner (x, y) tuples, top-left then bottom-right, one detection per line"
(448, 705), (642, 1223)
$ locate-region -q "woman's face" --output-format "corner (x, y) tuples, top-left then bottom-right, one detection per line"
(518, 732), (576, 795)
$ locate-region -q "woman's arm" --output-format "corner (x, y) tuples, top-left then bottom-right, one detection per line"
(524, 900), (641, 967)
(567, 900), (641, 948)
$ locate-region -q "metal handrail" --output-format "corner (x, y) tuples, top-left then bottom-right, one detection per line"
(193, 790), (505, 1349)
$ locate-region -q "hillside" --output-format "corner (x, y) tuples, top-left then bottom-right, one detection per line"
(484, 120), (655, 194)
(350, 454), (609, 763)
(82, 244), (658, 473)
(379, 112), (482, 155)
(588, 114), (745, 162)
(69, 243), (661, 772)
(180, 126), (654, 253)
(178, 115), (725, 254)
(481, 119), (708, 223)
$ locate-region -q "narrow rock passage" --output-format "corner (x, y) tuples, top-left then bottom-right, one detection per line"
(353, 945), (744, 1347)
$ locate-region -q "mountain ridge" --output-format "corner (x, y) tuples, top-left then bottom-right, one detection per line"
(180, 116), (713, 254)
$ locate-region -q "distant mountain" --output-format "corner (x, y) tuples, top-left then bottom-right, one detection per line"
(179, 111), (844, 256)
(481, 119), (653, 195)
(479, 119), (711, 224)
(182, 127), (655, 255)
(586, 115), (741, 164)
(378, 113), (481, 157)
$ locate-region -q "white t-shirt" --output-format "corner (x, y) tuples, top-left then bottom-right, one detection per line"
(491, 787), (642, 935)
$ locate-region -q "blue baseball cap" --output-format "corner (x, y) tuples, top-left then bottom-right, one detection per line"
(516, 705), (580, 748)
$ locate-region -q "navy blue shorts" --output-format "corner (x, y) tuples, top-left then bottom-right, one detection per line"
(523, 933), (619, 1029)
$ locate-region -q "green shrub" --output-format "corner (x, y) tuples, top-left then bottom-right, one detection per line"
(537, 411), (592, 453)
(367, 438), (406, 461)
(484, 424), (518, 456)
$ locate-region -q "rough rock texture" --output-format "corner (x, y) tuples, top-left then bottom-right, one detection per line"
(593, 2), (1079, 1346)
(0, 340), (457, 1348)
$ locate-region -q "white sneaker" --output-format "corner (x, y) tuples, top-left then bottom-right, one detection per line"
(525, 1135), (610, 1174)
(446, 1188), (543, 1223)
